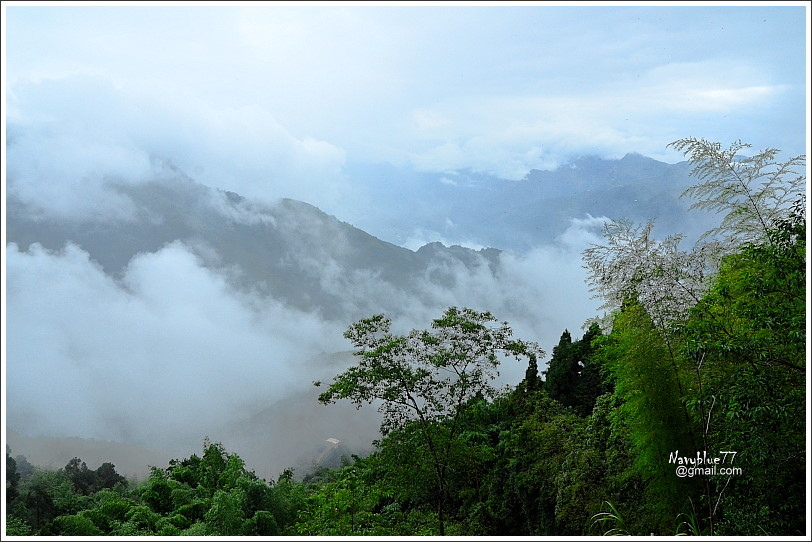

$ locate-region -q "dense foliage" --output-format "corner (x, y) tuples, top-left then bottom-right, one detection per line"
(4, 140), (806, 536)
(5, 440), (308, 536)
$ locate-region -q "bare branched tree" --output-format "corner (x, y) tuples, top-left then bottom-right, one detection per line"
(582, 219), (719, 330)
(583, 138), (805, 329)
(669, 137), (806, 248)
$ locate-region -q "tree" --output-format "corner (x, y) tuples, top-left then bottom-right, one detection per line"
(14, 454), (35, 482)
(62, 457), (96, 495)
(668, 137), (806, 248)
(584, 139), (805, 331)
(579, 138), (806, 534)
(571, 322), (609, 416)
(94, 462), (127, 492)
(582, 218), (717, 330)
(595, 300), (700, 532)
(6, 450), (20, 506)
(317, 307), (542, 534)
(543, 324), (607, 416)
(15, 469), (80, 533)
(204, 490), (244, 535)
(4, 515), (32, 536)
(49, 513), (104, 536)
(680, 211), (806, 535)
(543, 330), (578, 406)
(682, 201), (806, 377)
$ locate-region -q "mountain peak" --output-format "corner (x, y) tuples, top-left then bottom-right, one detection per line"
(620, 151), (651, 162)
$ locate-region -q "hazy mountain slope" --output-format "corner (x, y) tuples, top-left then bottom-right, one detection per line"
(5, 430), (174, 481)
(6, 174), (500, 322)
(342, 153), (714, 250)
(6, 152), (705, 287)
(479, 153), (707, 248)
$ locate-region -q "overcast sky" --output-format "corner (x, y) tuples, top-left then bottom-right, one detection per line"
(3, 2), (808, 215)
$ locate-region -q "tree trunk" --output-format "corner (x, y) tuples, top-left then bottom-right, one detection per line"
(438, 497), (445, 535)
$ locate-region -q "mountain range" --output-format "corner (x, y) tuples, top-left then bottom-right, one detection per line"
(341, 152), (714, 251)
(5, 152), (719, 480)
(7, 152), (716, 320)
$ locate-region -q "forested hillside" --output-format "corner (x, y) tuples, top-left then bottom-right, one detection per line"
(4, 139), (806, 536)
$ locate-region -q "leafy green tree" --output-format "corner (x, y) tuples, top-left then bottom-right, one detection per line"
(295, 463), (383, 535)
(522, 352), (542, 392)
(204, 489), (245, 535)
(543, 323), (607, 416)
(118, 504), (160, 534)
(318, 307), (542, 535)
(294, 448), (448, 535)
(6, 450), (20, 506)
(13, 454), (35, 482)
(571, 322), (610, 416)
(15, 469), (82, 533)
(474, 392), (584, 535)
(94, 462), (127, 491)
(264, 469), (308, 533)
(244, 510), (279, 536)
(580, 138), (806, 535)
(199, 439), (229, 495)
(48, 512), (104, 536)
(83, 488), (133, 533)
(681, 212), (806, 535)
(543, 330), (578, 405)
(4, 514), (32, 536)
(596, 300), (700, 533)
(684, 215), (806, 377)
(62, 457), (96, 496)
(140, 468), (175, 515)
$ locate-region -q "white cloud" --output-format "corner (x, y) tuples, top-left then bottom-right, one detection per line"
(404, 93), (648, 177)
(689, 85), (785, 110)
(412, 108), (452, 132)
(5, 6), (804, 188)
(6, 75), (347, 220)
(628, 60), (791, 114)
(4, 228), (606, 455)
(402, 55), (796, 178)
(5, 241), (346, 450)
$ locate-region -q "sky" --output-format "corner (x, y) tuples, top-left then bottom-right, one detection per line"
(2, 2), (808, 218)
(1, 1), (809, 476)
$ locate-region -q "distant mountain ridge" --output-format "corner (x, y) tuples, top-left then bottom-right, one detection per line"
(6, 174), (501, 322)
(6, 152), (717, 321)
(341, 153), (715, 251)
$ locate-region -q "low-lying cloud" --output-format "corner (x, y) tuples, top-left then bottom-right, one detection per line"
(6, 73), (610, 477)
(6, 240), (347, 453)
(5, 210), (605, 471)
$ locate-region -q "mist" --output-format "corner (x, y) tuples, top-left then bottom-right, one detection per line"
(6, 240), (340, 462)
(5, 4), (804, 481)
(0, 170), (750, 476)
(5, 193), (604, 478)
